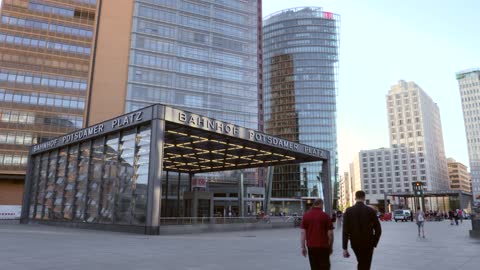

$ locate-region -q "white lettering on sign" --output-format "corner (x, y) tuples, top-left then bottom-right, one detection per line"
(112, 111), (143, 129)
(32, 139), (58, 153)
(177, 112), (239, 136)
(62, 124), (104, 144)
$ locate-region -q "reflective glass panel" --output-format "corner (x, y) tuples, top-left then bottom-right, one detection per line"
(114, 129), (136, 224)
(99, 134), (119, 223)
(53, 148), (68, 219)
(74, 142), (91, 221)
(85, 138), (104, 223)
(35, 153), (49, 220)
(63, 145), (79, 220)
(43, 150), (58, 220)
(29, 155), (41, 219)
(133, 125), (151, 225)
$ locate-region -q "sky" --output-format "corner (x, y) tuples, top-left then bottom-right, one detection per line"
(263, 0), (480, 174)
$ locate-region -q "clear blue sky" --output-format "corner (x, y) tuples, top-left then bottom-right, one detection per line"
(263, 0), (480, 174)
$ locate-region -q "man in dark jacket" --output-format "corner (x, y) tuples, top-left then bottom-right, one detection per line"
(342, 191), (382, 270)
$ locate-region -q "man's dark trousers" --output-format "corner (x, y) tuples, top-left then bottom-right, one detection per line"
(307, 247), (330, 270)
(352, 247), (374, 270)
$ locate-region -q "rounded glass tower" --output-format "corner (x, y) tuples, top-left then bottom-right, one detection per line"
(263, 7), (340, 207)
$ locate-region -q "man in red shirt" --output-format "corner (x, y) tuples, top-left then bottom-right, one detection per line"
(300, 199), (334, 270)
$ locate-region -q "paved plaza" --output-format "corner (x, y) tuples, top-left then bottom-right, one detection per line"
(0, 220), (479, 270)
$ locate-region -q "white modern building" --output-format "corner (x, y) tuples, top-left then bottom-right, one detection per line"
(386, 81), (449, 191)
(456, 69), (480, 201)
(349, 81), (450, 209)
(356, 147), (421, 206)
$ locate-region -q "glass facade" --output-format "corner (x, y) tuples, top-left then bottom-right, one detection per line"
(0, 0), (98, 174)
(263, 7), (340, 199)
(27, 124), (151, 226)
(457, 69), (480, 201)
(124, 0), (262, 186)
(125, 0), (260, 129)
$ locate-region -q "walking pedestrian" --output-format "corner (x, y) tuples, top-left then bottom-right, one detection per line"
(300, 199), (334, 270)
(449, 210), (454, 225)
(458, 209), (463, 224)
(336, 210), (343, 229)
(343, 191), (382, 270)
(415, 207), (426, 238)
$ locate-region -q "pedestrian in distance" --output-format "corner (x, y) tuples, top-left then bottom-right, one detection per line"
(343, 191), (382, 270)
(300, 199), (334, 270)
(454, 210), (459, 226)
(415, 207), (426, 238)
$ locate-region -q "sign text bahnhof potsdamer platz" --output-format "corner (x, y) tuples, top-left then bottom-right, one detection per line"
(21, 104), (329, 234)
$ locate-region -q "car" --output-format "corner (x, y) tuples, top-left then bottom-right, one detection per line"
(394, 209), (413, 222)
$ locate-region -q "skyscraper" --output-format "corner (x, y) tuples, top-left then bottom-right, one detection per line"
(263, 7), (340, 210)
(0, 0), (99, 204)
(456, 68), (480, 201)
(386, 80), (449, 191)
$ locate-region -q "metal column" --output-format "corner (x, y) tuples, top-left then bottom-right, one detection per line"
(322, 160), (332, 214)
(145, 112), (165, 235)
(264, 166), (273, 213)
(164, 171), (169, 216)
(177, 172), (181, 217)
(238, 171), (245, 217)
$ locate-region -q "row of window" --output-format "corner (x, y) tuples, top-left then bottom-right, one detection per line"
(137, 5), (255, 40)
(1, 52), (89, 74)
(0, 33), (91, 56)
(0, 153), (28, 166)
(0, 69), (88, 91)
(1, 16), (93, 38)
(0, 109), (83, 129)
(73, 0), (97, 5)
(0, 89), (86, 110)
(266, 32), (339, 46)
(135, 19), (255, 54)
(29, 1), (95, 20)
(0, 131), (35, 146)
(29, 1), (75, 17)
(131, 61), (255, 84)
(263, 27), (338, 41)
(135, 36), (256, 69)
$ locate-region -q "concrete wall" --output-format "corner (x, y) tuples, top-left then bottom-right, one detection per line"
(87, 0), (135, 125)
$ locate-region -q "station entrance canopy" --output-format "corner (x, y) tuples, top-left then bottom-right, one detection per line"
(21, 104), (329, 234)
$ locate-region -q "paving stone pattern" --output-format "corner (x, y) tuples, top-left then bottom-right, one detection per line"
(0, 220), (478, 270)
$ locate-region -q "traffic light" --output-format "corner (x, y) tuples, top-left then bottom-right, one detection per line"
(412, 181), (424, 196)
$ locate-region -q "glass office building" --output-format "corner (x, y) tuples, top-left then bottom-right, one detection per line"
(263, 7), (340, 206)
(125, 0), (261, 130)
(0, 0), (99, 204)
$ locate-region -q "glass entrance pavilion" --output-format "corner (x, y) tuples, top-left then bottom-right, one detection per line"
(20, 104), (329, 234)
